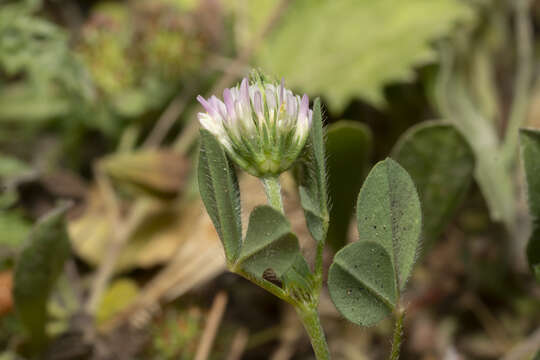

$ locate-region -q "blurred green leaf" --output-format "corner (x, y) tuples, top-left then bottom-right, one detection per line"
(520, 128), (540, 282)
(13, 204), (71, 347)
(0, 212), (31, 250)
(0, 153), (31, 178)
(198, 130), (242, 264)
(0, 352), (18, 360)
(326, 121), (372, 251)
(435, 42), (515, 231)
(392, 122), (474, 249)
(76, 0), (203, 122)
(96, 278), (139, 326)
(356, 158), (422, 290)
(0, 190), (18, 209)
(328, 241), (396, 326)
(46, 273), (81, 338)
(298, 98), (329, 243)
(0, 9), (90, 124)
(256, 0), (474, 111)
(232, 0), (276, 48)
(237, 206), (299, 278)
(0, 86), (70, 123)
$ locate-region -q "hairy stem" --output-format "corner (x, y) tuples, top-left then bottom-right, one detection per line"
(261, 176), (285, 213)
(297, 306), (331, 360)
(389, 308), (405, 360)
(314, 239), (325, 297)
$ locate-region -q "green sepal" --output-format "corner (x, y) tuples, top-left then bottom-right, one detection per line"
(198, 129), (242, 264)
(328, 241), (396, 326)
(236, 206), (300, 278)
(326, 120), (372, 251)
(392, 122), (474, 250)
(13, 204), (71, 348)
(519, 128), (540, 282)
(298, 98), (329, 243)
(356, 158), (422, 291)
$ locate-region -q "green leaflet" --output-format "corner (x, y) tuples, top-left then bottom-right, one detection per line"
(392, 122), (474, 250)
(328, 241), (397, 326)
(326, 121), (372, 251)
(256, 0), (474, 111)
(519, 129), (540, 282)
(298, 98), (329, 243)
(198, 130), (242, 264)
(236, 206), (300, 278)
(13, 204), (71, 347)
(356, 158), (422, 291)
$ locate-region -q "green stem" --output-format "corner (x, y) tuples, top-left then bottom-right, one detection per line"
(261, 176), (284, 213)
(389, 308), (405, 360)
(314, 239), (325, 297)
(234, 268), (293, 305)
(261, 176), (330, 359)
(297, 306), (331, 360)
(502, 0), (533, 166)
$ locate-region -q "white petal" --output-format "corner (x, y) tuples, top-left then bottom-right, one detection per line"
(198, 113), (223, 137)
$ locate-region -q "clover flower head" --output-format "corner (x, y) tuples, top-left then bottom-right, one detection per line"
(197, 73), (313, 177)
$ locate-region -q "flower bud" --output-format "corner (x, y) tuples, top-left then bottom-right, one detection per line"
(197, 74), (313, 177)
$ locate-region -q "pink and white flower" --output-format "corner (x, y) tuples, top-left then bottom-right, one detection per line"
(197, 74), (313, 177)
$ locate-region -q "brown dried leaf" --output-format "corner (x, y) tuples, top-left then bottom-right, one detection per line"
(101, 150), (189, 197)
(68, 187), (183, 271)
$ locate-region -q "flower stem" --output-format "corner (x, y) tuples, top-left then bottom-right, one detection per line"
(389, 308), (405, 360)
(262, 176), (284, 213)
(313, 239), (325, 296)
(297, 306), (331, 360)
(261, 175), (330, 359)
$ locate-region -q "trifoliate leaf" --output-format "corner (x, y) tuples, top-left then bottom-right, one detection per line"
(256, 0), (474, 111)
(356, 158), (422, 290)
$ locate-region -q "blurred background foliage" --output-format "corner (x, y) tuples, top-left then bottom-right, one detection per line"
(0, 0), (539, 359)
